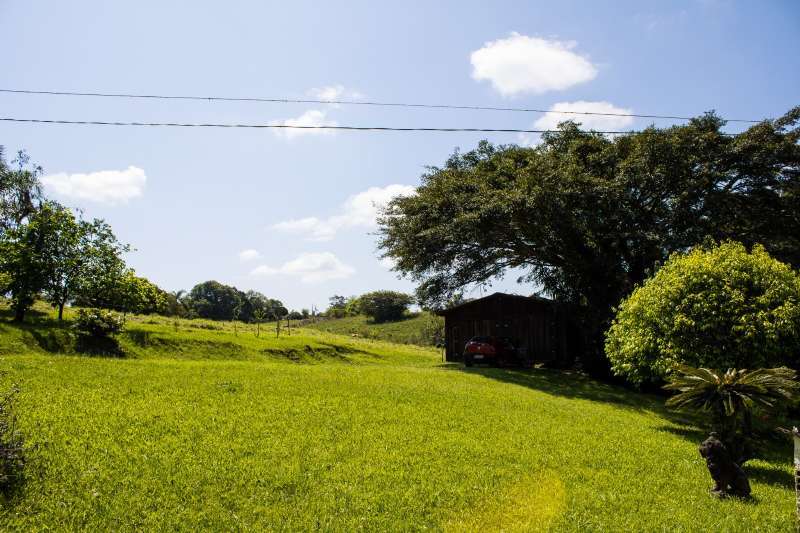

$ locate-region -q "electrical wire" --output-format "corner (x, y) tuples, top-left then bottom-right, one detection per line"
(0, 117), (646, 134)
(0, 88), (763, 123)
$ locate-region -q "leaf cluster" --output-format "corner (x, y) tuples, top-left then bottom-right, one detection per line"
(606, 242), (800, 385)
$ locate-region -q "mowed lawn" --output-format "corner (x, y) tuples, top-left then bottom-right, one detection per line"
(0, 311), (793, 531)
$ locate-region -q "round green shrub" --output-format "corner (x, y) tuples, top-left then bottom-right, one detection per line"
(357, 291), (414, 323)
(73, 308), (125, 339)
(605, 242), (800, 385)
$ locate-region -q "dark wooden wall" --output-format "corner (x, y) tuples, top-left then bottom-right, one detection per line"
(441, 294), (573, 365)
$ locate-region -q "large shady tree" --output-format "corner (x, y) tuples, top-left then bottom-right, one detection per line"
(377, 108), (800, 373)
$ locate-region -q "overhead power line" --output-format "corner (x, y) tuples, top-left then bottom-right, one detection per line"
(0, 117), (742, 135)
(0, 88), (762, 124)
(0, 117), (640, 134)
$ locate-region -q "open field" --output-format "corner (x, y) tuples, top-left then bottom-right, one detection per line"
(0, 305), (793, 531)
(305, 313), (441, 347)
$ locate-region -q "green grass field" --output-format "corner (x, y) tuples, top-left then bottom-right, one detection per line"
(0, 304), (794, 531)
(305, 312), (441, 346)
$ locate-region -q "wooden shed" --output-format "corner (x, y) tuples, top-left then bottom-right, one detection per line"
(437, 292), (575, 366)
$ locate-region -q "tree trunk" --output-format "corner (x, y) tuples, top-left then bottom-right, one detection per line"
(58, 302), (65, 321)
(13, 305), (25, 322)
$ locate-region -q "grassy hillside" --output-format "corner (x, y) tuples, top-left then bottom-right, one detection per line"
(0, 303), (793, 531)
(306, 312), (442, 347)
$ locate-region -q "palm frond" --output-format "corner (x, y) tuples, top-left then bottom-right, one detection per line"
(664, 365), (799, 417)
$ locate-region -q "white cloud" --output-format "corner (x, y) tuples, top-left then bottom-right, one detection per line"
(272, 184), (416, 241)
(272, 217), (337, 241)
(250, 252), (355, 283)
(470, 33), (597, 96)
(307, 84), (364, 102)
(269, 109), (337, 139)
(519, 101), (635, 146)
(238, 249), (261, 262)
(41, 166), (146, 205)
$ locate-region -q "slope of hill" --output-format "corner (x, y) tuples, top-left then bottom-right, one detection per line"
(305, 313), (442, 347)
(0, 304), (792, 531)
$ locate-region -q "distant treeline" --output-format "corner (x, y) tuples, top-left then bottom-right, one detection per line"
(0, 147), (300, 323)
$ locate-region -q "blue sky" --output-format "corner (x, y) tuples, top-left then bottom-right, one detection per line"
(1, 0), (798, 311)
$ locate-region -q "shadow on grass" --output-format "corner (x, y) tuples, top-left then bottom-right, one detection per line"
(655, 424), (707, 442)
(358, 312), (421, 326)
(744, 463), (793, 489)
(449, 365), (667, 414)
(124, 329), (152, 347)
(28, 329), (74, 353)
(261, 343), (368, 364)
(0, 315), (126, 358)
(75, 335), (124, 357)
(0, 306), (46, 320)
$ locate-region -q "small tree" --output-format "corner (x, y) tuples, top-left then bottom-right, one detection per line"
(0, 202), (62, 321)
(231, 302), (243, 335)
(358, 291), (414, 323)
(72, 219), (131, 310)
(665, 365), (799, 464)
(252, 308), (265, 338)
(0, 148), (43, 234)
(606, 242), (800, 385)
(420, 313), (445, 346)
(40, 207), (86, 321)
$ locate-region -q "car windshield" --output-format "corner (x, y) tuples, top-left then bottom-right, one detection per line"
(469, 336), (491, 343)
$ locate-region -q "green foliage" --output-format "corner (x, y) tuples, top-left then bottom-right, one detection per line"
(0, 201), (136, 322)
(186, 281), (242, 321)
(420, 313), (445, 346)
(0, 202), (64, 321)
(356, 291), (414, 323)
(328, 295), (347, 310)
(119, 273), (168, 315)
(70, 218), (131, 311)
(664, 365), (799, 463)
(665, 366), (799, 417)
(242, 290), (286, 322)
(606, 242), (800, 385)
(184, 282), (285, 323)
(39, 205), (85, 320)
(325, 294), (360, 318)
(0, 309), (792, 529)
(163, 290), (189, 317)
(0, 148), (43, 233)
(0, 378), (24, 498)
(308, 312), (443, 346)
(73, 308), (125, 339)
(286, 310), (304, 320)
(378, 108), (800, 372)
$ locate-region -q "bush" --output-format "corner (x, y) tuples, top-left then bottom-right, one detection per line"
(606, 242), (800, 385)
(73, 308), (125, 339)
(357, 291), (414, 323)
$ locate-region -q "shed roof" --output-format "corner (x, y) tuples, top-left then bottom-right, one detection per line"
(436, 292), (554, 316)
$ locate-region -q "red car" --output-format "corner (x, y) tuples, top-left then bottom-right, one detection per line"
(463, 336), (518, 367)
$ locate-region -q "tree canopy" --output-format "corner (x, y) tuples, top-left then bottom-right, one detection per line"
(378, 108), (800, 371)
(357, 291), (414, 323)
(0, 149), (43, 233)
(184, 281), (286, 323)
